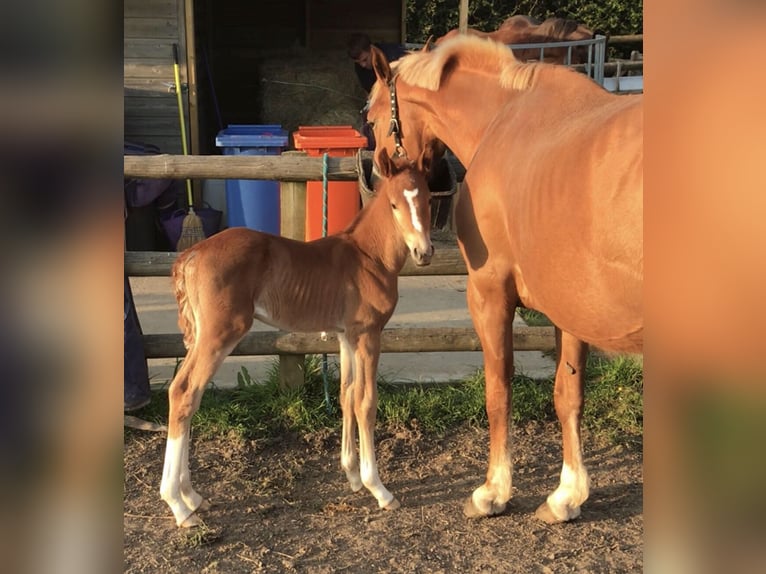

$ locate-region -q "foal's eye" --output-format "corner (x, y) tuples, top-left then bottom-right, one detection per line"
(391, 202), (398, 210)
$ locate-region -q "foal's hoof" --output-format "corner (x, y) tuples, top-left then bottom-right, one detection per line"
(382, 497), (401, 511)
(534, 500), (580, 524)
(196, 498), (212, 512)
(463, 496), (506, 518)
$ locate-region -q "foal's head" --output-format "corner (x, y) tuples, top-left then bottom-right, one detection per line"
(376, 148), (434, 267)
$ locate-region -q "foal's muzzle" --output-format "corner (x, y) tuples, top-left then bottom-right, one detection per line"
(412, 243), (435, 267)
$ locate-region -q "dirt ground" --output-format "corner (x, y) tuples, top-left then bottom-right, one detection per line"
(124, 421), (642, 573)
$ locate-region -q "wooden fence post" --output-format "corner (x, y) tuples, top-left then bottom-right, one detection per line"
(278, 151), (308, 390)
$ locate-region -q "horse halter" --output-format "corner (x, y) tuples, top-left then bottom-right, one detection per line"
(387, 78), (406, 158)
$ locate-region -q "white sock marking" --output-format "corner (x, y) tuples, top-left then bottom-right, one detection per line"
(403, 187), (423, 232)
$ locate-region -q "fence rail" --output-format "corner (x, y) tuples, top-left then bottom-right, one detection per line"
(143, 326), (554, 359)
(125, 152), (555, 388)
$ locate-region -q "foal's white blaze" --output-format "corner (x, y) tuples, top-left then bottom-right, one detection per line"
(403, 187), (423, 232)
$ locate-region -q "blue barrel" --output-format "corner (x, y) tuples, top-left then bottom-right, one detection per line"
(215, 124), (288, 235)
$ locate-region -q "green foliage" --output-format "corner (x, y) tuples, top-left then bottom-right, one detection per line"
(517, 308), (553, 326)
(135, 353), (642, 444)
(406, 0), (642, 43)
(583, 354), (644, 443)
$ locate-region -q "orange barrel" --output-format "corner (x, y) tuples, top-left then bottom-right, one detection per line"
(292, 126), (368, 241)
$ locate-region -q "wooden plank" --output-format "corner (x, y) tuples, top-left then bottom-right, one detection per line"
(124, 0), (176, 19)
(459, 0), (469, 33)
(124, 17), (179, 39)
(609, 34), (643, 45)
(280, 181), (307, 241)
(124, 78), (175, 94)
(142, 326), (556, 358)
(124, 96), (178, 116)
(125, 246), (466, 277)
(124, 153), (360, 182)
(279, 355), (305, 391)
(124, 39), (175, 59)
(123, 62), (175, 79)
(125, 117), (183, 136)
(183, 0), (199, 158)
(124, 137), (182, 154)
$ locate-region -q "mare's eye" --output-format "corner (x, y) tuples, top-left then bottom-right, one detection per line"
(367, 120), (375, 128)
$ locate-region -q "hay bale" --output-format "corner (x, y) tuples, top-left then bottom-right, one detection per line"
(256, 49), (368, 141)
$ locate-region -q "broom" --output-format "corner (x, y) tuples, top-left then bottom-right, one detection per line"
(173, 43), (206, 251)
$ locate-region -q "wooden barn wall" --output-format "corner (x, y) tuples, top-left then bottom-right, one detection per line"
(124, 0), (188, 154)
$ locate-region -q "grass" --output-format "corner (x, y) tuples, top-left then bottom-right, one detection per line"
(516, 308), (553, 326)
(134, 353), (642, 445)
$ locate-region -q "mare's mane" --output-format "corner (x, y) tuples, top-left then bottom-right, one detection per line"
(389, 35), (542, 94)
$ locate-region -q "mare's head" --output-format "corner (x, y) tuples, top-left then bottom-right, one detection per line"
(367, 36), (524, 167)
(376, 147), (434, 267)
(367, 45), (444, 175)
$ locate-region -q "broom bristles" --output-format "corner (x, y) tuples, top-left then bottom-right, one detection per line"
(176, 210), (206, 251)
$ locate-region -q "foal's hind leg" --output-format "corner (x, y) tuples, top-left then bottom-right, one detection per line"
(338, 334), (362, 492)
(161, 328), (250, 526)
(535, 328), (591, 523)
(462, 271), (518, 518)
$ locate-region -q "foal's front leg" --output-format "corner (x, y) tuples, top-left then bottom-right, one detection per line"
(353, 332), (399, 509)
(535, 328), (591, 523)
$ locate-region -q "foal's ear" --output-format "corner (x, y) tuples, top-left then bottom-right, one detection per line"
(376, 147), (394, 178)
(371, 45), (393, 84)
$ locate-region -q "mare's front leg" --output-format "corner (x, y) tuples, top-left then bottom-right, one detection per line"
(463, 270), (518, 517)
(338, 334), (362, 492)
(535, 328), (591, 523)
(353, 331), (399, 509)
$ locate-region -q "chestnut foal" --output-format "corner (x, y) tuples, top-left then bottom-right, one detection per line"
(160, 149), (433, 527)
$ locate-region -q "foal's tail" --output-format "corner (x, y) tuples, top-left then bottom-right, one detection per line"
(172, 250), (197, 350)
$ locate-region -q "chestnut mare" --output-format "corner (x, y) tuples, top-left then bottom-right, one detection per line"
(160, 149), (434, 527)
(367, 36), (642, 523)
(435, 16), (594, 64)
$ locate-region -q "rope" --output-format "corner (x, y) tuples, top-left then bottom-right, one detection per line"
(321, 153), (333, 414)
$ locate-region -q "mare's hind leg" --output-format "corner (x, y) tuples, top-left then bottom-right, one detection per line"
(535, 328), (591, 523)
(462, 271), (518, 518)
(338, 334), (362, 491)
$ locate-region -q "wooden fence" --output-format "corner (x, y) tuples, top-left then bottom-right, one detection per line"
(125, 152), (556, 388)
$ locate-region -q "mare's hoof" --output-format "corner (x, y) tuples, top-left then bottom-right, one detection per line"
(383, 497), (401, 511)
(463, 496), (506, 518)
(534, 500), (579, 524)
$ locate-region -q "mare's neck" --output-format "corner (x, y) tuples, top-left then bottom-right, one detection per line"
(346, 192), (408, 273)
(413, 69), (511, 166)
(405, 68), (514, 166)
